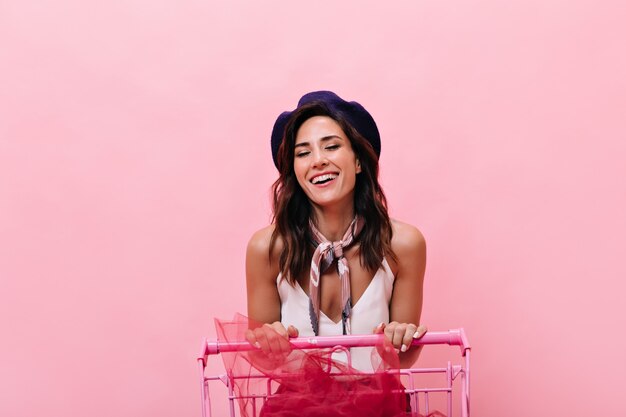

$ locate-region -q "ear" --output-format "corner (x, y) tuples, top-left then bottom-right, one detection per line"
(356, 158), (362, 174)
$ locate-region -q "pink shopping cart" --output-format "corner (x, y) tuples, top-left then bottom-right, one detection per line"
(198, 329), (470, 417)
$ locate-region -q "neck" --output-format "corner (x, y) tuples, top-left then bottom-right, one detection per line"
(310, 204), (356, 242)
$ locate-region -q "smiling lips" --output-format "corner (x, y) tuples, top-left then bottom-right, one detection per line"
(310, 173), (338, 185)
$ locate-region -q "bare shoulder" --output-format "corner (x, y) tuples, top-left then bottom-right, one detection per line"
(247, 224), (282, 266)
(247, 225), (275, 254)
(390, 219), (426, 257)
(387, 219), (426, 277)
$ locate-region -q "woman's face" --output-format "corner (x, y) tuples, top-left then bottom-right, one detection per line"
(293, 116), (361, 210)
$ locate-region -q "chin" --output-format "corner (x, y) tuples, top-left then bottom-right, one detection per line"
(308, 194), (354, 210)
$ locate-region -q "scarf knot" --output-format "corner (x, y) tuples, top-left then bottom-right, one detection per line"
(332, 244), (344, 259)
(308, 216), (364, 336)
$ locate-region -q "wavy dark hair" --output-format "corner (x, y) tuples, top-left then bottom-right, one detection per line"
(270, 101), (395, 284)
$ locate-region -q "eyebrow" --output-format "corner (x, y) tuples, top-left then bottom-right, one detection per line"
(294, 135), (343, 148)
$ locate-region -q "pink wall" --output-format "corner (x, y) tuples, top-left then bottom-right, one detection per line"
(1, 1), (625, 416)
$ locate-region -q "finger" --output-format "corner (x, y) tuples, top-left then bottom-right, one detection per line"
(287, 325), (299, 338)
(401, 323), (418, 352)
(392, 324), (406, 350)
(271, 323), (293, 352)
(372, 323), (388, 358)
(245, 328), (261, 349)
(373, 322), (386, 334)
(384, 322), (404, 351)
(269, 322), (289, 338)
(383, 322), (395, 339)
(253, 327), (271, 354)
(379, 322), (395, 354)
(265, 324), (293, 357)
(263, 324), (285, 356)
(413, 324), (428, 340)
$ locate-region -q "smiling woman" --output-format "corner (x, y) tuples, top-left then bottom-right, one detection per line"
(245, 91), (427, 365)
(293, 116), (361, 210)
(237, 91), (427, 415)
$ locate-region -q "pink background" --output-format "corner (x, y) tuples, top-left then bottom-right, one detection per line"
(1, 1), (625, 416)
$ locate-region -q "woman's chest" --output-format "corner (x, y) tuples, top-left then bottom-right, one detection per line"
(296, 256), (382, 322)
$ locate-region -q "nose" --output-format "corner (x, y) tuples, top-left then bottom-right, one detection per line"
(311, 148), (328, 168)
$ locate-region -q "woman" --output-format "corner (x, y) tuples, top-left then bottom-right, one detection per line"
(246, 91), (427, 371)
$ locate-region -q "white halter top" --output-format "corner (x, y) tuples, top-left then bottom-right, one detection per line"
(277, 258), (395, 371)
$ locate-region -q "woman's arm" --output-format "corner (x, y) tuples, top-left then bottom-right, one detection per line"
(385, 220), (427, 368)
(246, 226), (282, 324)
(245, 227), (298, 352)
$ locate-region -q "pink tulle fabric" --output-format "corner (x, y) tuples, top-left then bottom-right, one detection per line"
(215, 315), (443, 417)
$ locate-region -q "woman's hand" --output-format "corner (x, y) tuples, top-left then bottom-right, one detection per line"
(386, 221), (427, 367)
(245, 322), (299, 359)
(375, 321), (427, 353)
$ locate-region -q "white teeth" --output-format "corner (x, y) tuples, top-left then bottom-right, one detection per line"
(311, 174), (338, 184)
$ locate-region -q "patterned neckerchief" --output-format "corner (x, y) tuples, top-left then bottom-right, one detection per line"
(308, 216), (364, 335)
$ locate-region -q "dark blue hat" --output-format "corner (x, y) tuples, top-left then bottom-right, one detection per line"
(270, 91), (381, 169)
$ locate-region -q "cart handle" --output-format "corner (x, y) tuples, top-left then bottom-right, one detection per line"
(198, 328), (470, 364)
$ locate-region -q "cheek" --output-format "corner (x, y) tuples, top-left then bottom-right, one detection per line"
(293, 162), (307, 187)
